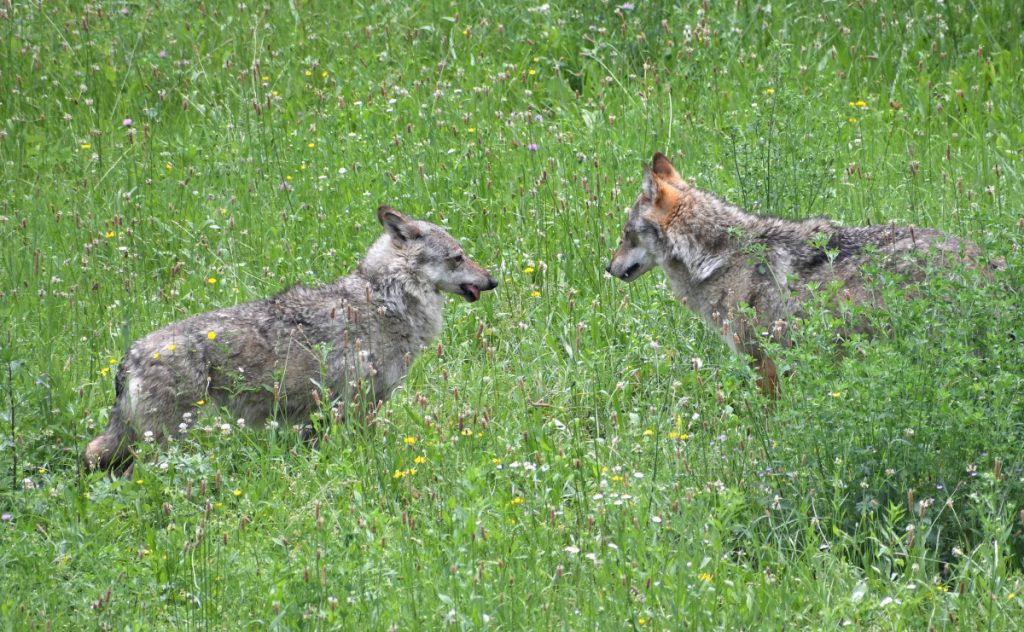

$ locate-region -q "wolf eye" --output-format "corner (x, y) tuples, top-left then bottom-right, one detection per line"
(449, 254), (464, 265)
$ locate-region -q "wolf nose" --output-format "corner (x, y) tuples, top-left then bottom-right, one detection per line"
(605, 263), (612, 274)
(486, 276), (499, 290)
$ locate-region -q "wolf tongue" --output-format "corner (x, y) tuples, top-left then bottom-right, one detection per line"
(466, 285), (480, 301)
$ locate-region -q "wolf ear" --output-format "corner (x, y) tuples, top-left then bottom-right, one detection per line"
(378, 205), (421, 242)
(642, 166), (663, 202)
(641, 166), (680, 228)
(651, 152), (683, 185)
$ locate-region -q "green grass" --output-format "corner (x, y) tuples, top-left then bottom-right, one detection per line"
(2, 0), (1023, 628)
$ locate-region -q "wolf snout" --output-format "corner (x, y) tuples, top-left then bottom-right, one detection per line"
(459, 274), (498, 302)
(607, 262), (639, 281)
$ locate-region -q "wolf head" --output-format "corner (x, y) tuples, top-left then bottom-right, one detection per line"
(606, 152), (688, 282)
(366, 206), (498, 302)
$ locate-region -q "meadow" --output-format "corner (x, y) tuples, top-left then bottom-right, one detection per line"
(1, 0), (1023, 628)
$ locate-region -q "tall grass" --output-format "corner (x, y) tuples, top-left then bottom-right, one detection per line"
(1, 1), (1022, 628)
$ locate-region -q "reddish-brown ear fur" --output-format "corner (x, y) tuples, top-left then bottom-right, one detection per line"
(642, 169), (684, 229)
(651, 152), (684, 185)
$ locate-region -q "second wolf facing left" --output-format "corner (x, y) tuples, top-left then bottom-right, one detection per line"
(85, 206), (497, 473)
(607, 152), (1002, 396)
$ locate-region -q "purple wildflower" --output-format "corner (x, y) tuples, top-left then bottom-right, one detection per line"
(621, 2), (635, 10)
(527, 143), (538, 152)
(123, 118), (133, 127)
(1, 512), (11, 522)
(120, 7), (130, 16)
(159, 50), (168, 59)
(278, 181), (293, 192)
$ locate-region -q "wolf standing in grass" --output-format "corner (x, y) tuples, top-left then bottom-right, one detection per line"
(85, 206), (498, 473)
(607, 153), (999, 397)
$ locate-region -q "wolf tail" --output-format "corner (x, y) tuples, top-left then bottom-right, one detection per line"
(83, 364), (136, 474)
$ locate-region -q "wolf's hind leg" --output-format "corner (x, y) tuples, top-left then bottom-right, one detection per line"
(83, 421), (136, 475)
(751, 348), (779, 400)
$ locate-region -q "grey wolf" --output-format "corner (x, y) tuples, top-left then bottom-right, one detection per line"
(607, 152), (998, 397)
(85, 205), (497, 472)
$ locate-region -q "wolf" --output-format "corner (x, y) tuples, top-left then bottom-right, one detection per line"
(85, 205), (498, 473)
(607, 152), (998, 397)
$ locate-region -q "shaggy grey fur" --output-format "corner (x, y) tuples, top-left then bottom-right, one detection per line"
(85, 206), (497, 472)
(608, 152), (1000, 396)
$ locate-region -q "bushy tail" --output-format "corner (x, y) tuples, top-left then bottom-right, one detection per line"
(83, 364), (136, 474)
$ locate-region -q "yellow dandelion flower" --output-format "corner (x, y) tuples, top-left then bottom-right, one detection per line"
(108, 357), (117, 365)
(207, 331), (216, 340)
(135, 479), (144, 485)
(408, 468), (417, 476)
(196, 399), (205, 406)
(491, 457), (502, 465)
(215, 502), (222, 509)
(100, 367), (110, 377)
(528, 69), (537, 76)
(305, 69), (312, 77)
(698, 572), (713, 582)
(1008, 592), (1016, 600)
(765, 88), (775, 95)
(611, 475), (624, 482)
(81, 143), (92, 150)
(208, 277), (217, 284)
(414, 455), (427, 465)
(462, 28), (470, 37)
(286, 175), (293, 181)
(321, 71), (328, 78)
(403, 436), (417, 445)
(219, 207), (227, 215)
(531, 290), (542, 298)
(261, 75), (269, 81)
(152, 352), (160, 360)
(511, 496), (524, 505)
(639, 618), (647, 625)
(643, 428), (654, 437)
(523, 266), (535, 273)
(105, 231), (115, 238)
(533, 57), (540, 62)
(307, 142), (315, 148)
(38, 468), (46, 474)
(461, 428), (473, 436)
(233, 489), (242, 497)
(467, 127), (475, 133)
(300, 163), (306, 171)
(272, 90), (279, 97)
(165, 162), (173, 170)
(680, 433), (689, 441)
(393, 469), (404, 480)
(167, 344), (176, 352)
(830, 391), (843, 398)
(855, 100), (868, 108)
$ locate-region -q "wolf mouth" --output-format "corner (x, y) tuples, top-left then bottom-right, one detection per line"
(620, 263), (641, 281)
(460, 283), (481, 302)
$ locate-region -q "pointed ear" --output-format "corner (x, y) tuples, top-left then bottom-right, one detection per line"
(642, 166), (663, 202)
(641, 167), (682, 228)
(378, 205), (421, 242)
(651, 152), (683, 185)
